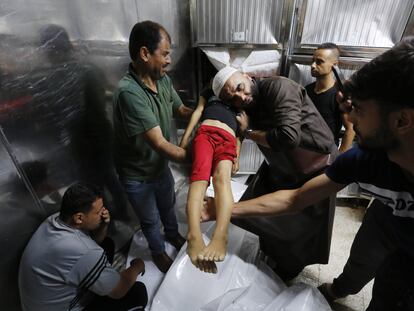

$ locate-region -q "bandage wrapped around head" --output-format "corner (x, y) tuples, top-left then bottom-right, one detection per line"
(212, 66), (238, 97)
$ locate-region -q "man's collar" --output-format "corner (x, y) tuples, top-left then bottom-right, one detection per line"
(128, 63), (158, 94)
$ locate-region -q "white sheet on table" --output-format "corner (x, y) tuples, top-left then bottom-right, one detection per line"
(206, 179), (248, 202)
(127, 223), (331, 311)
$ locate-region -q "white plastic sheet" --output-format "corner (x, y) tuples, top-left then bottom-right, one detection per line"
(201, 47), (281, 78)
(127, 224), (331, 311)
(126, 164), (331, 310)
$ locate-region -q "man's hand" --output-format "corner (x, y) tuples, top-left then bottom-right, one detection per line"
(92, 207), (110, 244)
(143, 126), (188, 163)
(109, 257), (146, 299)
(177, 104), (194, 120)
(130, 258), (145, 275)
(336, 90), (352, 113)
(101, 207), (111, 224)
(201, 197), (217, 222)
(236, 110), (249, 133)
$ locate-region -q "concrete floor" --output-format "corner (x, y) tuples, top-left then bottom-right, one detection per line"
(291, 203), (374, 311)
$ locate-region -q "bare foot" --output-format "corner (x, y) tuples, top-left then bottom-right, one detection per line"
(187, 234), (206, 269)
(198, 234), (228, 262)
(187, 234), (218, 273)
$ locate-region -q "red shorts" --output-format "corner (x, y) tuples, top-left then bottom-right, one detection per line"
(190, 125), (237, 182)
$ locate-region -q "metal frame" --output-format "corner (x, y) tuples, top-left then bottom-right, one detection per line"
(193, 43), (281, 49)
(291, 0), (414, 58)
(402, 2), (414, 37)
(278, 0), (298, 74)
(0, 127), (45, 214)
(189, 0), (197, 47)
(288, 54), (372, 66)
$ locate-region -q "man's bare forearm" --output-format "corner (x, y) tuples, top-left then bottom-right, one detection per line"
(144, 126), (186, 162)
(156, 139), (187, 162)
(108, 259), (145, 299)
(232, 189), (300, 218)
(231, 174), (344, 218)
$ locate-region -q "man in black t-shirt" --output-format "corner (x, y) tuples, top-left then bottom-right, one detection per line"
(203, 37), (414, 310)
(306, 43), (355, 153)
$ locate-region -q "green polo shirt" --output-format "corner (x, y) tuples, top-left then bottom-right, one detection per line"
(113, 64), (183, 181)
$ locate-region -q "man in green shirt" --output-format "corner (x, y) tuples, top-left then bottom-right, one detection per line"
(113, 21), (192, 273)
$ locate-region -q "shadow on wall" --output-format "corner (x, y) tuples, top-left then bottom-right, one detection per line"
(0, 159), (54, 311)
(0, 24), (129, 310)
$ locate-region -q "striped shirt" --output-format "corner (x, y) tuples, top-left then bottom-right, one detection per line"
(19, 214), (119, 311)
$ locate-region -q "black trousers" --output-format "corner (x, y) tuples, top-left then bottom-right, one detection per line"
(332, 198), (414, 311)
(332, 200), (398, 297)
(366, 249), (414, 311)
(85, 281), (148, 311)
(84, 237), (148, 310)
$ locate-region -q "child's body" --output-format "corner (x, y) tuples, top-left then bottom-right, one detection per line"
(180, 88), (241, 273)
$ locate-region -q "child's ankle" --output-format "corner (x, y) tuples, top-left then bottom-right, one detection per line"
(187, 231), (202, 241)
(212, 231), (228, 242)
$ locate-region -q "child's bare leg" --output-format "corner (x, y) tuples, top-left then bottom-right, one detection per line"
(199, 160), (233, 262)
(186, 180), (209, 269)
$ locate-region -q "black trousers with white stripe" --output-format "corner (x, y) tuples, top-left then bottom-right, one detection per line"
(84, 237), (148, 311)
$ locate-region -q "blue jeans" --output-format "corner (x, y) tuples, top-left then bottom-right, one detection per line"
(122, 169), (179, 254)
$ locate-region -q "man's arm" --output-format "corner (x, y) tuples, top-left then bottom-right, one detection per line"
(244, 130), (270, 147)
(143, 126), (187, 162)
(236, 111), (270, 147)
(238, 79), (304, 150)
(108, 258), (145, 299)
(233, 174), (345, 217)
(264, 78), (303, 150)
(338, 112), (355, 153)
(176, 104), (194, 120)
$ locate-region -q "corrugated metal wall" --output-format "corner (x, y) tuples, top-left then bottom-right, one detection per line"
(300, 0), (413, 47)
(194, 0), (284, 45)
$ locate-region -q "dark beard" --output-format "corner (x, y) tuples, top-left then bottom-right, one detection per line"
(356, 126), (400, 151)
(243, 78), (259, 110)
(251, 78), (259, 100)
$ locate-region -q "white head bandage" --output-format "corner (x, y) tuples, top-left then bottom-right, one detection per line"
(212, 66), (238, 97)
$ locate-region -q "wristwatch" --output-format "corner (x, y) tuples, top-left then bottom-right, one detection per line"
(244, 128), (253, 139)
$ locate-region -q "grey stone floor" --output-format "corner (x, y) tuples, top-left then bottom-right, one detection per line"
(291, 203), (374, 311)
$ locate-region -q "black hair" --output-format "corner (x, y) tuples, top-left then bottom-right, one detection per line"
(344, 36), (414, 111)
(317, 42), (340, 60)
(60, 182), (102, 221)
(39, 24), (72, 52)
(128, 20), (171, 61)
